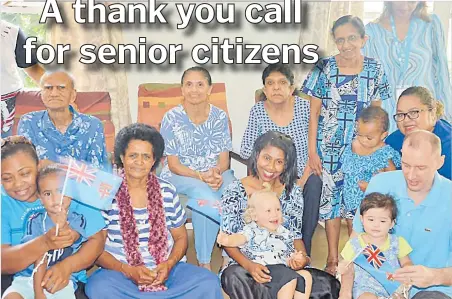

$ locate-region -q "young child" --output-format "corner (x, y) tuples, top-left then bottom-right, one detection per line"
(217, 186), (312, 299)
(341, 106), (401, 230)
(2, 165), (87, 299)
(339, 193), (413, 299)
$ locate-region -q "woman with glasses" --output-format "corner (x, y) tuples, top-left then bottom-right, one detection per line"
(363, 2), (452, 133)
(386, 86), (451, 179)
(301, 15), (391, 275)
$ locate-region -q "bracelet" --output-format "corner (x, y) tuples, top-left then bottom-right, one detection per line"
(299, 251), (311, 264)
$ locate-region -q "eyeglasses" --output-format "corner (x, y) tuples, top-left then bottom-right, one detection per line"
(393, 108), (432, 122)
(1, 135), (34, 148)
(335, 34), (360, 45)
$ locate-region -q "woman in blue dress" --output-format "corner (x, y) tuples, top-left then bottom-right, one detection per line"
(363, 1), (452, 133)
(160, 67), (235, 270)
(302, 15), (391, 275)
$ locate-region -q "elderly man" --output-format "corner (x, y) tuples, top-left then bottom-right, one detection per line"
(351, 130), (452, 299)
(17, 71), (109, 170)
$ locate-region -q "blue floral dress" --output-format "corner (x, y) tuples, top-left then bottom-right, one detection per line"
(341, 144), (401, 216)
(301, 56), (391, 220)
(160, 104), (232, 179)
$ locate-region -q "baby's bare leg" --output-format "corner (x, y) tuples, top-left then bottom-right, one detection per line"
(358, 293), (378, 299)
(3, 293), (24, 299)
(277, 278), (297, 299)
(294, 270), (312, 299)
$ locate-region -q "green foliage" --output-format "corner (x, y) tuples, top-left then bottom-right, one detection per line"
(1, 13), (46, 88)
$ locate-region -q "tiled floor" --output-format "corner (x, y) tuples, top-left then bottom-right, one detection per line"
(185, 222), (350, 298)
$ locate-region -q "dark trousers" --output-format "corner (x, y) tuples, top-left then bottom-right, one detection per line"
(1, 274), (88, 299)
(221, 265), (340, 299)
(412, 291), (452, 299)
(302, 174), (322, 255)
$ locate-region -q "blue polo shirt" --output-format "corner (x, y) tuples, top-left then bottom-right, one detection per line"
(1, 187), (106, 283)
(385, 119), (452, 180)
(353, 171), (452, 297)
(17, 105), (111, 171)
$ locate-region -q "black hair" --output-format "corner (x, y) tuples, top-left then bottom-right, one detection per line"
(37, 164), (66, 193)
(180, 66), (212, 86)
(331, 15), (366, 38)
(1, 136), (39, 164)
(262, 64), (295, 86)
(358, 106), (389, 133)
(360, 192), (398, 221)
(114, 123), (165, 172)
(249, 131), (298, 195)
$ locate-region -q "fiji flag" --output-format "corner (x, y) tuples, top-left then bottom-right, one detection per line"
(61, 159), (122, 210)
(363, 243), (387, 269)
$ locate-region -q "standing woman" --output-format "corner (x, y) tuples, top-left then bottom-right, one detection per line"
(363, 1), (452, 133)
(302, 15), (391, 275)
(160, 66), (235, 270)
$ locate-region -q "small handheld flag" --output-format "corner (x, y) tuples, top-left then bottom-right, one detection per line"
(363, 243), (387, 269)
(60, 158), (122, 210)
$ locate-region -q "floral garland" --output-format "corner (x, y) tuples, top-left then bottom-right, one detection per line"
(116, 169), (168, 292)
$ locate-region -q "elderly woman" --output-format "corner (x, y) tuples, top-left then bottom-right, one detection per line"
(386, 86), (451, 179)
(221, 131), (340, 299)
(85, 124), (222, 299)
(363, 1), (452, 133)
(302, 15), (391, 275)
(1, 136), (106, 298)
(240, 63), (321, 255)
(160, 66), (235, 269)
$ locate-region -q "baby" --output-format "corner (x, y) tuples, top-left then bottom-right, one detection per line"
(217, 186), (312, 299)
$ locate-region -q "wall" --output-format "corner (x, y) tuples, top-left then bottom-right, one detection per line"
(122, 2), (302, 178)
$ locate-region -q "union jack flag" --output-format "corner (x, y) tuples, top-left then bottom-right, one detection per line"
(363, 243), (386, 269)
(62, 160), (98, 186)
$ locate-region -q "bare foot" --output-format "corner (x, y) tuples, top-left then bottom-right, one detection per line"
(200, 263), (212, 271)
(324, 260), (338, 276)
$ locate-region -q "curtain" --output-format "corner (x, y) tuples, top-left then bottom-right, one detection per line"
(297, 1), (364, 84)
(47, 2), (132, 132)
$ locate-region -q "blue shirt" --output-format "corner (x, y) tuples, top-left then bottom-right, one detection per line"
(17, 105), (110, 171)
(1, 187), (106, 283)
(353, 171), (452, 297)
(18, 212), (87, 287)
(160, 104), (232, 179)
(386, 119), (452, 179)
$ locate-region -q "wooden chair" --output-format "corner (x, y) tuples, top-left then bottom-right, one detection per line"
(137, 82), (234, 222)
(12, 90), (115, 154)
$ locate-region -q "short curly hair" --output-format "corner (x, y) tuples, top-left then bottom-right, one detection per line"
(114, 123), (165, 172)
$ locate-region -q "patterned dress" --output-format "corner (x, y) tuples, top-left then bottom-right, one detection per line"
(240, 96), (310, 177)
(160, 104), (232, 179)
(363, 15), (452, 133)
(341, 144), (401, 218)
(221, 180), (303, 269)
(301, 56), (391, 220)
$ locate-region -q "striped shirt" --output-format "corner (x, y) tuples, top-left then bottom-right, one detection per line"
(103, 178), (187, 269)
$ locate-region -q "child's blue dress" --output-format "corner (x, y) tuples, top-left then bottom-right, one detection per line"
(341, 144), (401, 214)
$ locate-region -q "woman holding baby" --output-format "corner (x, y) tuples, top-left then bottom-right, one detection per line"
(220, 131), (340, 299)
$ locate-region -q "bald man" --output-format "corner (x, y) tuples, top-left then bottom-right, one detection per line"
(17, 71), (110, 171)
(351, 130), (452, 299)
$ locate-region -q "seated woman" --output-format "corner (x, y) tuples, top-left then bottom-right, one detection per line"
(160, 66), (235, 270)
(240, 63), (321, 255)
(386, 86), (451, 179)
(85, 123), (222, 299)
(1, 136), (106, 298)
(221, 131), (340, 299)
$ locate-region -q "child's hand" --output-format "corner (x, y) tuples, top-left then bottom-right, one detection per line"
(216, 232), (230, 247)
(287, 251), (309, 270)
(337, 260), (352, 275)
(358, 181), (369, 192)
